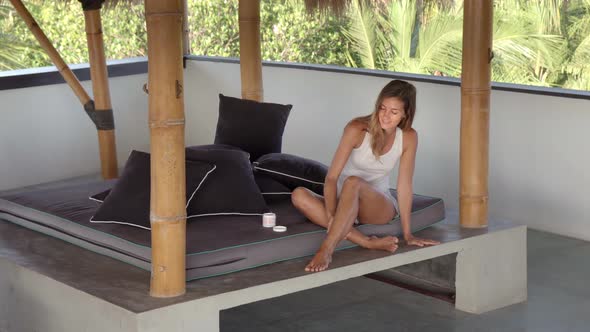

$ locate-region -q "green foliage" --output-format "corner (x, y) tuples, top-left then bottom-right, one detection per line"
(4, 0), (146, 68)
(188, 0), (240, 58)
(342, 0), (580, 89)
(342, 0), (381, 69)
(258, 0), (349, 65)
(562, 0), (590, 90)
(0, 1), (39, 70)
(0, 0), (588, 92)
(187, 0), (350, 65)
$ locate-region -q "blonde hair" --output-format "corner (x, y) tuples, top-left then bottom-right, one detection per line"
(353, 80), (417, 159)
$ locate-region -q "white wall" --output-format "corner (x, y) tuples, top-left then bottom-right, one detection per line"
(184, 61), (590, 241)
(0, 60), (588, 241)
(0, 73), (150, 190)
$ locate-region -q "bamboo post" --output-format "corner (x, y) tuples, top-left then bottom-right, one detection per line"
(182, 0), (191, 56)
(82, 1), (118, 179)
(238, 0), (263, 101)
(9, 0), (90, 105)
(146, 0), (187, 298)
(459, 0), (493, 228)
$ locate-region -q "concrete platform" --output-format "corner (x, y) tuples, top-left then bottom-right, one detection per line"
(0, 211), (527, 332)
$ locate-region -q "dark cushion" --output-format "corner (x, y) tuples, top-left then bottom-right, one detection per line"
(254, 172), (292, 204)
(186, 143), (245, 152)
(89, 189), (109, 203)
(88, 145), (245, 204)
(90, 150), (215, 230)
(88, 179), (117, 203)
(214, 94), (292, 161)
(253, 153), (328, 196)
(254, 172), (292, 194)
(186, 147), (268, 217)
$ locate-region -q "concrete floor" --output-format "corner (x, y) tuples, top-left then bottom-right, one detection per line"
(222, 229), (590, 332)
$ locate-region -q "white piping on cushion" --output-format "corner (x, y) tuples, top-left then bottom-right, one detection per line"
(89, 164), (218, 231)
(253, 166), (324, 185)
(186, 165), (217, 208)
(88, 196), (104, 203)
(187, 212), (265, 219)
(89, 219), (151, 231)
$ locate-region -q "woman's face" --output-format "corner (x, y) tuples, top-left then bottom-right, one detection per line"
(378, 97), (405, 131)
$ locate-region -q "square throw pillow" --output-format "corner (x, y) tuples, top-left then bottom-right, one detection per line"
(254, 172), (292, 204)
(254, 172), (292, 194)
(88, 145), (241, 204)
(186, 143), (245, 152)
(89, 189), (110, 203)
(214, 94), (292, 161)
(185, 147), (268, 217)
(90, 150), (216, 230)
(253, 153), (328, 196)
(88, 179), (117, 203)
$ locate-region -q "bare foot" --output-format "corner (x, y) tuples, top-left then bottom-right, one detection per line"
(305, 249), (333, 272)
(365, 236), (399, 253)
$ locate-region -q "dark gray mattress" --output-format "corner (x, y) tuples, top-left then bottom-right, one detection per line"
(0, 177), (445, 280)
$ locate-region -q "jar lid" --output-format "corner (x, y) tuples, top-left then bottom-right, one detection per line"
(272, 225), (287, 232)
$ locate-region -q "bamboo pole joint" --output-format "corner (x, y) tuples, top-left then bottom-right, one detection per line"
(149, 119), (185, 128)
(150, 214), (187, 222)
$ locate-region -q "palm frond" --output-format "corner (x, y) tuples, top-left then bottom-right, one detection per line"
(415, 10), (463, 76)
(384, 0), (417, 58)
(342, 0), (379, 69)
(493, 17), (566, 71)
(0, 32), (31, 70)
(565, 33), (590, 73)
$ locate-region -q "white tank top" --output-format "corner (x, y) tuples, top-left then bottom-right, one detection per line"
(338, 127), (403, 194)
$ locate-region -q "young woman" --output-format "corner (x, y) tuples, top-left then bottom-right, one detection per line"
(291, 80), (440, 272)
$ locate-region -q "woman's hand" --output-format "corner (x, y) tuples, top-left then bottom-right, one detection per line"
(404, 234), (440, 247)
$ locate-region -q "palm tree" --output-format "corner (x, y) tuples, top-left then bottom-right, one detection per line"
(562, 0), (590, 90)
(342, 0), (463, 75)
(492, 0), (566, 86)
(341, 0), (567, 88)
(0, 2), (24, 70)
(341, 0), (382, 69)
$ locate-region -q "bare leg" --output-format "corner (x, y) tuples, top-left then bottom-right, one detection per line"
(292, 177), (399, 272)
(291, 187), (398, 252)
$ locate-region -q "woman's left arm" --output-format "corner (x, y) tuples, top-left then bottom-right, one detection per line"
(397, 129), (440, 247)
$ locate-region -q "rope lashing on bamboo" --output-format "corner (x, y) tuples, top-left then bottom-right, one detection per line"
(84, 101), (115, 130)
(79, 0), (104, 11)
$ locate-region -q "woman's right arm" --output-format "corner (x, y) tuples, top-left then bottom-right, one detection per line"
(324, 122), (363, 219)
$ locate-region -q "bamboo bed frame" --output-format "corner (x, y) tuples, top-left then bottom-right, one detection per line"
(6, 0), (493, 299)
